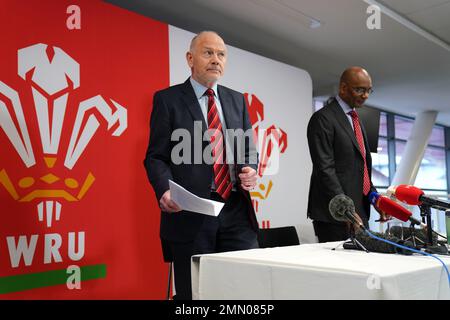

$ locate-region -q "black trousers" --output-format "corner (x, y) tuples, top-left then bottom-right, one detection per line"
(313, 221), (351, 243)
(167, 191), (258, 300)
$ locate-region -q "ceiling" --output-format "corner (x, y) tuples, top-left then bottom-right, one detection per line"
(106, 0), (450, 126)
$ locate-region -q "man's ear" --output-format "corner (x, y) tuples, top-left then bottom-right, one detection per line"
(339, 82), (346, 96)
(186, 51), (193, 68)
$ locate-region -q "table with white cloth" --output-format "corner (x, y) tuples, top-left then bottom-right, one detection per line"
(191, 242), (450, 299)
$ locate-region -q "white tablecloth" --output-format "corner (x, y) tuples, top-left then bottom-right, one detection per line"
(191, 242), (450, 300)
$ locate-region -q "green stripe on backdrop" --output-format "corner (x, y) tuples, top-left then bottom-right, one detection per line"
(0, 264), (106, 294)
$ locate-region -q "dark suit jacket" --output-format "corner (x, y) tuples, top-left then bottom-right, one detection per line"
(307, 98), (376, 225)
(144, 78), (259, 242)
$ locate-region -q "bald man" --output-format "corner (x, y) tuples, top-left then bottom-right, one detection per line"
(144, 31), (259, 299)
(307, 67), (383, 242)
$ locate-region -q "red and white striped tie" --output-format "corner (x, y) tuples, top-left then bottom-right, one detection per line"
(348, 110), (371, 195)
(206, 89), (232, 200)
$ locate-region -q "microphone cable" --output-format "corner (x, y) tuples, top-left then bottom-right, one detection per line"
(432, 229), (447, 240)
(364, 229), (450, 287)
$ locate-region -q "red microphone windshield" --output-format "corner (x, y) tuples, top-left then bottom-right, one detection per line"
(395, 185), (424, 205)
(377, 195), (412, 222)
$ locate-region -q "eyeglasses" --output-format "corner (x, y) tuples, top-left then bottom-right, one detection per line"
(351, 87), (374, 95)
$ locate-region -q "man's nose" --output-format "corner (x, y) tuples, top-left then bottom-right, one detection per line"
(360, 90), (370, 99)
(210, 53), (221, 64)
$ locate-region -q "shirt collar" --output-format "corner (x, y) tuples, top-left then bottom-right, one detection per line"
(190, 77), (219, 99)
(336, 95), (354, 114)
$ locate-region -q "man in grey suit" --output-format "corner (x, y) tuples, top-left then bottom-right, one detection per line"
(144, 31), (259, 299)
(307, 67), (385, 243)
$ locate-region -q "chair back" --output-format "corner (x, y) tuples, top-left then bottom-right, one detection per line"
(257, 226), (300, 248)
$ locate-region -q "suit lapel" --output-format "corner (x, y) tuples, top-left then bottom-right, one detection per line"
(217, 85), (235, 130)
(181, 79), (207, 132)
(329, 99), (362, 156)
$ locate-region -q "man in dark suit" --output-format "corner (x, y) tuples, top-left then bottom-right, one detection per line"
(307, 67), (385, 243)
(144, 31), (259, 299)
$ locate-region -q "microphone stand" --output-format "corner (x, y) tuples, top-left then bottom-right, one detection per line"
(419, 204), (448, 254)
(419, 204), (434, 246)
(406, 224), (425, 249)
(347, 225), (370, 253)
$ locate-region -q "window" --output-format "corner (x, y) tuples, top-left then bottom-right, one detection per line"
(394, 116), (413, 141)
(379, 112), (387, 137)
(313, 99), (324, 112)
(394, 133), (447, 190)
(370, 111), (449, 234)
(429, 126), (445, 147)
(371, 138), (389, 187)
(416, 146), (447, 190)
(394, 141), (406, 167)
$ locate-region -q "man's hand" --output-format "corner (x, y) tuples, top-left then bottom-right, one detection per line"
(373, 205), (392, 223)
(353, 212), (364, 227)
(238, 166), (257, 191)
(159, 190), (182, 213)
(347, 212), (365, 232)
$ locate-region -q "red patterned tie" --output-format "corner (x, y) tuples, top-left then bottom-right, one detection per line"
(206, 89), (232, 200)
(348, 110), (371, 195)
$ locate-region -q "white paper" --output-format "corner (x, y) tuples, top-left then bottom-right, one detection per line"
(169, 180), (224, 216)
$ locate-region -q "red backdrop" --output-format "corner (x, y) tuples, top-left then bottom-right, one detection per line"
(0, 0), (168, 299)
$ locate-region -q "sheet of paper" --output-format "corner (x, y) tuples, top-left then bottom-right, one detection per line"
(169, 180), (224, 217)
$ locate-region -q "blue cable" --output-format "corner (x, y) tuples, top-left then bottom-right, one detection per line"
(364, 229), (450, 287)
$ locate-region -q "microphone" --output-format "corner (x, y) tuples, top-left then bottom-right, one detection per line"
(329, 194), (365, 230)
(387, 185), (450, 211)
(368, 191), (425, 227)
(329, 195), (415, 254)
(353, 229), (414, 255)
(388, 225), (437, 244)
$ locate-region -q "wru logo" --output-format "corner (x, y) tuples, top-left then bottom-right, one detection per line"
(0, 43), (127, 227)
